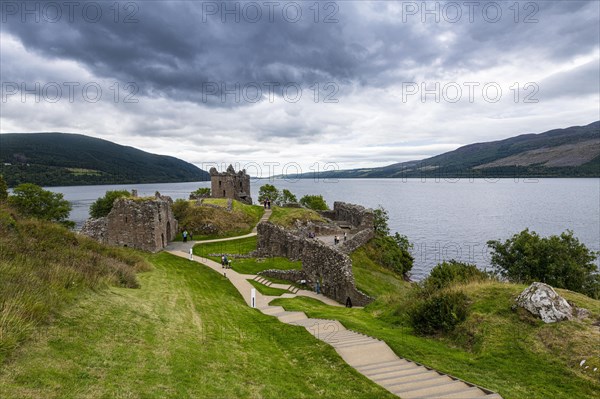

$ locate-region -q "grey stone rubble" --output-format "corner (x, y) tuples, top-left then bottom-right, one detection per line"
(80, 191), (178, 253)
(515, 282), (578, 323)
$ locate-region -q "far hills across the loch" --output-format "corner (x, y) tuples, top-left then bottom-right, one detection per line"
(287, 121), (600, 179)
(0, 121), (598, 187)
(0, 133), (209, 187)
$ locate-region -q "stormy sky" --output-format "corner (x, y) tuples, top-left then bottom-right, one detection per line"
(1, 0), (599, 175)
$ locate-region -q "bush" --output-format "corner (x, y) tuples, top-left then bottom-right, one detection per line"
(90, 190), (131, 218)
(409, 290), (470, 335)
(424, 260), (489, 290)
(8, 183), (73, 227)
(373, 206), (390, 236)
(0, 175), (7, 202)
(487, 229), (599, 299)
(364, 234), (414, 277)
(299, 194), (329, 210)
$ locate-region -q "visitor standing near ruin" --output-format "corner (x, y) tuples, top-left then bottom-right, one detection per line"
(183, 229), (188, 243)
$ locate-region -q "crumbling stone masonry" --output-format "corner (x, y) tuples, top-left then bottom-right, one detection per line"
(210, 165), (252, 204)
(80, 191), (178, 252)
(257, 222), (373, 306)
(320, 201), (375, 231)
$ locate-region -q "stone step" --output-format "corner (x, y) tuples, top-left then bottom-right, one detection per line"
(335, 341), (400, 365)
(334, 338), (380, 349)
(368, 363), (421, 380)
(429, 386), (488, 398)
(376, 369), (441, 387)
(320, 331), (365, 341)
(372, 366), (431, 382)
(362, 362), (419, 376)
(356, 359), (409, 371)
(389, 374), (453, 392)
(399, 380), (471, 399)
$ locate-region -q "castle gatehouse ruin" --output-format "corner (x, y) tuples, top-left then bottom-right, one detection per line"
(80, 191), (178, 252)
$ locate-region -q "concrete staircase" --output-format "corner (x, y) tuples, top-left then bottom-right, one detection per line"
(259, 306), (503, 399)
(253, 275), (301, 294)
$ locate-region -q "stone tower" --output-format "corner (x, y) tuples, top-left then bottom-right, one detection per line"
(209, 165), (252, 204)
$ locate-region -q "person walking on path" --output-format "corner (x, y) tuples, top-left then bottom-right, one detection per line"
(221, 254), (226, 268)
(343, 232), (347, 242)
(182, 230), (188, 243)
(189, 231), (194, 241)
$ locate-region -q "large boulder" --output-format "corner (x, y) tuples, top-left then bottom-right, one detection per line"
(515, 282), (573, 323)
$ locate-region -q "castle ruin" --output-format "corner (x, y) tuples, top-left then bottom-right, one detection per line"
(80, 191), (178, 252)
(256, 202), (375, 306)
(209, 165), (252, 204)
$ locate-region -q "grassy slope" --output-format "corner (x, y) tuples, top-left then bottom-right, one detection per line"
(0, 205), (149, 364)
(247, 280), (290, 296)
(268, 206), (325, 228)
(0, 253), (394, 399)
(194, 236), (302, 275)
(176, 199), (265, 240)
(272, 243), (600, 399)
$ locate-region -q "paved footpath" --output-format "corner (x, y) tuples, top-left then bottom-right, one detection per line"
(166, 210), (503, 399)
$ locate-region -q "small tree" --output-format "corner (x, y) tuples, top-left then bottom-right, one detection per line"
(8, 183), (72, 225)
(190, 187), (210, 198)
(487, 229), (599, 298)
(373, 206), (390, 236)
(0, 175), (7, 202)
(280, 189), (297, 204)
(258, 184), (280, 204)
(299, 194), (329, 210)
(89, 190), (131, 218)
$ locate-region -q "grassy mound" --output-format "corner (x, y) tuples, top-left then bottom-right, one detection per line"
(0, 205), (149, 364)
(174, 199), (264, 240)
(268, 206), (325, 228)
(0, 253), (395, 398)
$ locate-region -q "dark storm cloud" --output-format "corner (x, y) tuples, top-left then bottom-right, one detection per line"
(2, 0), (599, 107)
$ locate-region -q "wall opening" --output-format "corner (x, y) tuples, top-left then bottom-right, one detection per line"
(166, 221), (171, 241)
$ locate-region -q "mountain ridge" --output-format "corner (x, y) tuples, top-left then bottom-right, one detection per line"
(291, 121), (600, 179)
(0, 132), (210, 187)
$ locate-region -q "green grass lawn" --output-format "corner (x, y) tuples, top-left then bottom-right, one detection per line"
(193, 236), (302, 275)
(268, 206), (325, 228)
(272, 280), (600, 399)
(247, 280), (290, 296)
(0, 253), (395, 399)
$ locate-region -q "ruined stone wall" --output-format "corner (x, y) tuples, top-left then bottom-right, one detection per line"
(332, 202), (374, 229)
(80, 193), (178, 253)
(340, 228), (375, 255)
(257, 222), (372, 306)
(209, 165), (252, 204)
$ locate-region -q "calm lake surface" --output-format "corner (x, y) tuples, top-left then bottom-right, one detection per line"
(47, 178), (600, 280)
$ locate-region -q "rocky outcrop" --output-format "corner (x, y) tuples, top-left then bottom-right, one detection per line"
(257, 222), (373, 306)
(515, 282), (574, 323)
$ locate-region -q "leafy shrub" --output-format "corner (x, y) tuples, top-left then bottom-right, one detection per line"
(364, 234), (414, 277)
(409, 290), (470, 335)
(0, 175), (7, 201)
(373, 206), (390, 236)
(487, 229), (599, 299)
(8, 183), (73, 227)
(424, 260), (489, 290)
(90, 190), (131, 218)
(299, 194), (329, 210)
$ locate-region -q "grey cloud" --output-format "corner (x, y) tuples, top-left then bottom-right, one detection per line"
(3, 1), (597, 108)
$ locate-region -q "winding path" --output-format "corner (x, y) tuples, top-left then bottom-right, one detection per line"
(166, 209), (503, 399)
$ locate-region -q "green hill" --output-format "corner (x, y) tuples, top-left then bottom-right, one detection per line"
(292, 121), (600, 179)
(0, 133), (210, 187)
